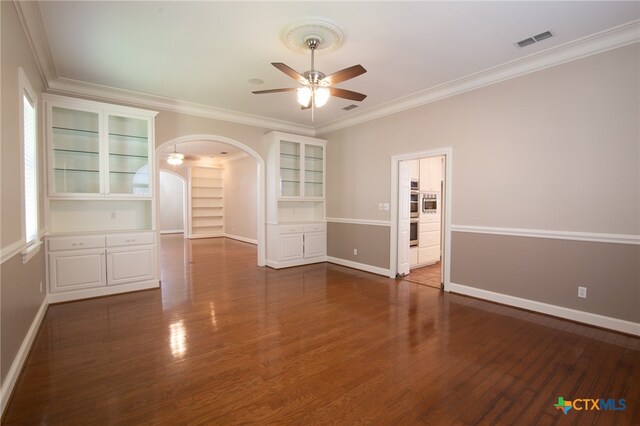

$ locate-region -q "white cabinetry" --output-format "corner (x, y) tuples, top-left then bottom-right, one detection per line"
(47, 232), (158, 303)
(419, 156), (443, 192)
(44, 94), (159, 302)
(188, 166), (224, 238)
(266, 132), (327, 268)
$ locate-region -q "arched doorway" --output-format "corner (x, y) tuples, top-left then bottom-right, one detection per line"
(155, 135), (266, 266)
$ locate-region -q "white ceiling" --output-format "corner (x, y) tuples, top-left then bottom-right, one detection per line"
(159, 140), (242, 162)
(37, 1), (640, 129)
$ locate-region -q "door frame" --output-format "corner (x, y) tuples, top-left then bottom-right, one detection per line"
(389, 147), (453, 291)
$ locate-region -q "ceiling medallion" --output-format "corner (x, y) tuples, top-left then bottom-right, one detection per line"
(280, 16), (344, 54)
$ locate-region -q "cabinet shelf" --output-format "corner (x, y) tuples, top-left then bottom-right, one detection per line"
(108, 132), (148, 141)
(109, 152), (148, 159)
(280, 153), (301, 159)
(53, 126), (98, 135)
(54, 168), (99, 173)
(53, 148), (99, 155)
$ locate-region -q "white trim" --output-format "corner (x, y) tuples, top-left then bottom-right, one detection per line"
(316, 21), (640, 135)
(390, 148), (453, 288)
(266, 256), (327, 269)
(224, 234), (258, 245)
(186, 234), (225, 240)
(48, 78), (315, 136)
(448, 282), (640, 337)
(47, 279), (159, 304)
(326, 256), (391, 277)
(451, 225), (640, 245)
(159, 230), (184, 235)
(21, 240), (42, 264)
(1, 241), (26, 264)
(13, 0), (56, 87)
(0, 297), (48, 416)
(326, 217), (391, 227)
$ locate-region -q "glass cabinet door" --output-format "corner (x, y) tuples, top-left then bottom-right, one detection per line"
(279, 141), (301, 197)
(304, 144), (324, 198)
(107, 115), (150, 195)
(51, 107), (101, 194)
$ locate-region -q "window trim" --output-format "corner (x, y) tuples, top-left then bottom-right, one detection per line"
(19, 67), (41, 264)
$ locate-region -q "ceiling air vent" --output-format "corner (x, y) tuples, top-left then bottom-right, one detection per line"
(342, 104), (358, 111)
(516, 30), (553, 48)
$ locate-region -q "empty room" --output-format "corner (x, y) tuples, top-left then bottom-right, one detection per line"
(1, 1), (639, 424)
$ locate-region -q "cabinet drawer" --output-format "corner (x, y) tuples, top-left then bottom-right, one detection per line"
(48, 235), (105, 251)
(422, 222), (440, 231)
(278, 224), (305, 234)
(303, 223), (326, 233)
(106, 233), (155, 247)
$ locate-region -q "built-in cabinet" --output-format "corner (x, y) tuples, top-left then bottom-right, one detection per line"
(44, 94), (159, 302)
(266, 132), (326, 268)
(419, 156), (443, 192)
(188, 166), (224, 238)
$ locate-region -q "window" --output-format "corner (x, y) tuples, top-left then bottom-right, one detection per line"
(19, 68), (40, 263)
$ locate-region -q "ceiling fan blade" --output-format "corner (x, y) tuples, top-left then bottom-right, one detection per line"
(321, 65), (367, 85)
(252, 88), (297, 94)
(272, 63), (308, 84)
(329, 87), (367, 102)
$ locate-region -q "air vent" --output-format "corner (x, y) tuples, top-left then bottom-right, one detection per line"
(342, 104), (358, 111)
(516, 30), (553, 48)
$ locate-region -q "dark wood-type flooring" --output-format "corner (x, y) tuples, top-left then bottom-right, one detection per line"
(3, 235), (639, 424)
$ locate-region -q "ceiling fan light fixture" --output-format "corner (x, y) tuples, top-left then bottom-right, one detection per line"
(297, 86), (312, 107)
(314, 86), (330, 107)
(167, 145), (184, 165)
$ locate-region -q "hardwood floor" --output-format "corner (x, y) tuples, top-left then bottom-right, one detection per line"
(3, 235), (639, 425)
(405, 262), (442, 289)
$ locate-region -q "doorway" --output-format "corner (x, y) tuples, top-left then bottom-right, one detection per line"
(390, 148), (452, 292)
(155, 135), (266, 267)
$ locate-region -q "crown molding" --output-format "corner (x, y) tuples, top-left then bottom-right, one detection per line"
(315, 20), (640, 135)
(14, 0), (57, 87)
(15, 1), (639, 138)
(47, 77), (315, 136)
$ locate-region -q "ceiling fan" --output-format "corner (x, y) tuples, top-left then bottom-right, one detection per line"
(253, 36), (367, 118)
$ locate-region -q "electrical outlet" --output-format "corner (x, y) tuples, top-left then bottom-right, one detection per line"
(383, 203), (389, 211)
(578, 286), (587, 298)
(353, 248), (358, 256)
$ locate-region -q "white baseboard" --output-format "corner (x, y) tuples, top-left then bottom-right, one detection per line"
(47, 280), (160, 304)
(265, 256), (327, 269)
(0, 297), (48, 416)
(448, 282), (640, 336)
(224, 234), (257, 245)
(160, 230), (184, 235)
(326, 256), (391, 277)
(186, 233), (224, 240)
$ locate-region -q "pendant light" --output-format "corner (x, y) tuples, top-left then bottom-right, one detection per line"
(167, 145), (184, 165)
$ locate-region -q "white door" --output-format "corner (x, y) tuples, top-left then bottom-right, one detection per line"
(397, 161), (411, 276)
(49, 249), (106, 292)
(106, 245), (155, 285)
(277, 234), (304, 261)
(304, 232), (326, 258)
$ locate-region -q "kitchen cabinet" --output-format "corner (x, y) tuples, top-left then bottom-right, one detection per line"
(46, 231), (158, 303)
(188, 166), (224, 238)
(265, 132), (327, 268)
(418, 222), (440, 265)
(407, 159), (419, 182)
(419, 156), (443, 192)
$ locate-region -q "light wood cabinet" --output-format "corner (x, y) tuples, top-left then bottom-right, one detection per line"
(188, 166), (224, 238)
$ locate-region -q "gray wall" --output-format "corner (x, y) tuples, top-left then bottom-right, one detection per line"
(322, 43), (639, 323)
(224, 155), (258, 241)
(1, 2), (47, 386)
